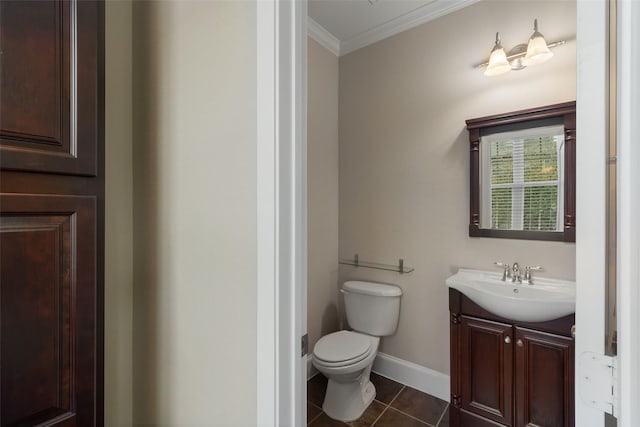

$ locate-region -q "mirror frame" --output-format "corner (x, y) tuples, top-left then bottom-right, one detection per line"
(466, 101), (576, 242)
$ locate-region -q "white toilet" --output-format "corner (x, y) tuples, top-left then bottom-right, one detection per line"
(312, 280), (402, 422)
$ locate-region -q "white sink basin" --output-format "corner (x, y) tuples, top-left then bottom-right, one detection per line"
(446, 269), (576, 322)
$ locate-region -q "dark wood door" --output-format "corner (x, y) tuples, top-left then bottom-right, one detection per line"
(0, 1), (104, 426)
(460, 316), (514, 426)
(514, 328), (574, 427)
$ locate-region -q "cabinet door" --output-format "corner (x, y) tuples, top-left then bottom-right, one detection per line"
(1, 194), (98, 426)
(0, 0), (104, 425)
(515, 327), (574, 427)
(460, 316), (514, 426)
(0, 0), (100, 176)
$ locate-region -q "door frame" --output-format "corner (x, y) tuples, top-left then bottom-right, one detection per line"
(257, 1), (308, 426)
(576, 0), (640, 426)
(616, 0), (640, 424)
(575, 1), (608, 426)
(256, 0), (640, 426)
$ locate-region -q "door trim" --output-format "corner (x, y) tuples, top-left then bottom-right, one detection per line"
(256, 1), (308, 426)
(575, 0), (607, 425)
(616, 0), (640, 424)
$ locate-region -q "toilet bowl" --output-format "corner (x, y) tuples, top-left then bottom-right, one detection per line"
(313, 330), (379, 421)
(312, 281), (402, 422)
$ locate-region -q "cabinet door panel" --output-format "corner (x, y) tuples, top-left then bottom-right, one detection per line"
(461, 409), (510, 427)
(460, 316), (513, 426)
(515, 327), (574, 427)
(1, 194), (97, 427)
(0, 0), (100, 176)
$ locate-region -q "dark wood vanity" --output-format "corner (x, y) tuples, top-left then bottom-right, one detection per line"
(449, 288), (575, 427)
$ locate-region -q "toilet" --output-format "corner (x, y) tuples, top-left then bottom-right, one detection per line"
(312, 280), (402, 422)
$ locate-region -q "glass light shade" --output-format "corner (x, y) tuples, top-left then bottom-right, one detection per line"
(523, 20), (554, 66)
(523, 35), (553, 66)
(484, 46), (511, 77)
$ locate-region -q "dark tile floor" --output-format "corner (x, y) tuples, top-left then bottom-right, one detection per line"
(307, 373), (450, 427)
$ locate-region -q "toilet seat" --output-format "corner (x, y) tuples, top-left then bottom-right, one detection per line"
(313, 331), (372, 367)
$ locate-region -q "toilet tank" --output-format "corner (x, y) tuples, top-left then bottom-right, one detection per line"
(342, 281), (402, 336)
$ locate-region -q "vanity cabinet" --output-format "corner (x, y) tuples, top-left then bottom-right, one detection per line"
(1, 1), (104, 424)
(450, 289), (574, 427)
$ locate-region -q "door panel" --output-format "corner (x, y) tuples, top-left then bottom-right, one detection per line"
(460, 316), (514, 426)
(515, 327), (574, 427)
(1, 194), (97, 427)
(1, 215), (73, 425)
(0, 0), (99, 176)
(0, 0), (103, 423)
(0, 0), (69, 147)
(461, 409), (511, 427)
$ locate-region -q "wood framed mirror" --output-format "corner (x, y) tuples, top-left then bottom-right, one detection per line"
(466, 101), (576, 242)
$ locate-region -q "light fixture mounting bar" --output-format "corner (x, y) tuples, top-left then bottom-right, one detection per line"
(474, 40), (566, 69)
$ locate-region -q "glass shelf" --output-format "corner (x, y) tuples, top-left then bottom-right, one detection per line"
(339, 255), (414, 274)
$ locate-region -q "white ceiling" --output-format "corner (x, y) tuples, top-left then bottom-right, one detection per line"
(308, 0), (479, 56)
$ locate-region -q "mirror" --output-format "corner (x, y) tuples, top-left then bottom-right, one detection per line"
(466, 101), (576, 242)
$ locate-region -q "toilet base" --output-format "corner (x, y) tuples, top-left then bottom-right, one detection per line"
(322, 370), (376, 422)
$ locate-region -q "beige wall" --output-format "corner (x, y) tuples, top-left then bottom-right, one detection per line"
(338, 0), (576, 374)
(132, 1), (257, 424)
(105, 1), (133, 425)
(307, 38), (340, 352)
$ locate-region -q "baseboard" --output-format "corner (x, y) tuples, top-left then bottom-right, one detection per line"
(372, 352), (450, 402)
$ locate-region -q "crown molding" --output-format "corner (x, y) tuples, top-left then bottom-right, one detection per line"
(307, 17), (340, 56)
(340, 0), (481, 56)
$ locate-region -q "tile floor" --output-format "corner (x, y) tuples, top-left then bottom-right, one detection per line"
(307, 373), (449, 427)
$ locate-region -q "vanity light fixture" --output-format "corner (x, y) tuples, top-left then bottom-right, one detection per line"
(477, 19), (565, 76)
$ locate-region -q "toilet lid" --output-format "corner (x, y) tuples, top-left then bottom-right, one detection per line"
(313, 331), (372, 364)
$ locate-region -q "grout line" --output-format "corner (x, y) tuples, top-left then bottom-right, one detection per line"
(308, 413), (323, 425)
(307, 406), (324, 426)
(372, 385), (404, 427)
(370, 405), (388, 427)
(386, 385), (405, 408)
(433, 402), (449, 427)
(384, 407), (433, 426)
(308, 401), (323, 411)
(385, 384), (445, 426)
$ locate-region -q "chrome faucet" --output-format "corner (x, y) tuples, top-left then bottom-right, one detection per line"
(495, 261), (544, 284)
(511, 262), (522, 283)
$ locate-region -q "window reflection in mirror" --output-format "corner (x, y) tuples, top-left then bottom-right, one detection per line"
(466, 102), (576, 242)
(481, 125), (564, 232)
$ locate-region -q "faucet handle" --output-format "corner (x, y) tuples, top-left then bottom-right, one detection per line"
(523, 266), (543, 285)
(494, 262), (510, 281)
